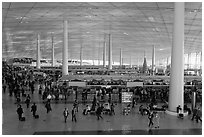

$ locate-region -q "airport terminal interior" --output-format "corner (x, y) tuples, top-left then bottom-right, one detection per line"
(2, 2), (202, 135)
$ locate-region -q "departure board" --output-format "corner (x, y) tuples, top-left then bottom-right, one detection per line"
(122, 92), (133, 103)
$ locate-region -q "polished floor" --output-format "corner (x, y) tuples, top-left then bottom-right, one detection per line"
(2, 87), (202, 135)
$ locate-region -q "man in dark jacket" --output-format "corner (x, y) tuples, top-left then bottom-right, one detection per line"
(31, 103), (37, 117)
(17, 105), (24, 120)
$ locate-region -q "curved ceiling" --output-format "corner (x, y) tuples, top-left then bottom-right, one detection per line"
(2, 2), (202, 64)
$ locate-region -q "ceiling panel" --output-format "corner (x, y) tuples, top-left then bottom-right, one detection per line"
(2, 2), (202, 64)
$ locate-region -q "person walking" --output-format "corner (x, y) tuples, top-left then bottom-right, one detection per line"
(72, 107), (77, 122)
(73, 100), (78, 112)
(96, 105), (103, 120)
(31, 103), (37, 117)
(17, 105), (24, 121)
(196, 107), (202, 123)
(191, 108), (198, 121)
(63, 108), (69, 123)
(148, 111), (154, 127)
(154, 113), (160, 128)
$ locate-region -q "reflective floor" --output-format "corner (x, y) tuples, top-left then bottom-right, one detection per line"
(2, 88), (202, 135)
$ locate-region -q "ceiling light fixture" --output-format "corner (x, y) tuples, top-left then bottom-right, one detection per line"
(153, 28), (160, 32)
(148, 16), (155, 22)
(14, 36), (26, 39)
(9, 41), (22, 44)
(85, 15), (92, 18)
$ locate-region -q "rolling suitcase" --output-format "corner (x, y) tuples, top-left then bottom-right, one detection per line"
(34, 115), (39, 119)
(21, 117), (26, 121)
(178, 113), (184, 119)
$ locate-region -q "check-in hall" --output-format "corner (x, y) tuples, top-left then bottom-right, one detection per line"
(2, 2), (202, 135)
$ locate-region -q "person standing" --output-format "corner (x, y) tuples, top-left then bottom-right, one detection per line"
(3, 82), (6, 93)
(39, 85), (42, 95)
(148, 111), (154, 127)
(25, 94), (31, 108)
(110, 103), (115, 115)
(63, 108), (69, 123)
(31, 103), (37, 117)
(72, 107), (77, 122)
(45, 101), (52, 113)
(17, 105), (24, 121)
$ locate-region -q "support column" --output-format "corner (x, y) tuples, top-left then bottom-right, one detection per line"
(98, 43), (100, 66)
(108, 34), (112, 69)
(152, 45), (155, 75)
(36, 34), (41, 69)
(62, 20), (68, 75)
(168, 2), (184, 114)
(130, 55), (132, 68)
(51, 34), (55, 67)
(103, 36), (106, 68)
(200, 52), (202, 69)
(80, 43), (82, 66)
(120, 48), (122, 66)
(188, 53), (190, 69)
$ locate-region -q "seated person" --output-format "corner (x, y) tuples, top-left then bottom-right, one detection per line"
(83, 105), (91, 115)
(103, 103), (111, 114)
(177, 105), (182, 113)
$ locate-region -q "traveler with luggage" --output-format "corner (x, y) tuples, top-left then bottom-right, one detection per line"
(17, 105), (24, 121)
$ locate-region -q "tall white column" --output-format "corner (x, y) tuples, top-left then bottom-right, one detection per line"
(103, 39), (106, 68)
(195, 52), (198, 69)
(51, 34), (55, 67)
(62, 20), (68, 75)
(152, 45), (155, 75)
(200, 52), (202, 70)
(98, 43), (100, 66)
(168, 2), (184, 113)
(130, 55), (132, 68)
(103, 36), (106, 68)
(120, 48), (122, 66)
(36, 34), (41, 69)
(80, 43), (82, 66)
(108, 34), (112, 69)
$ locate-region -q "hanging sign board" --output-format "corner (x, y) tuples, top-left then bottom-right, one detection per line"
(68, 82), (86, 87)
(126, 82), (143, 87)
(122, 92), (133, 103)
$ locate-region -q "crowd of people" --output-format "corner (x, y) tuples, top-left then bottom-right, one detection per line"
(2, 62), (202, 130)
